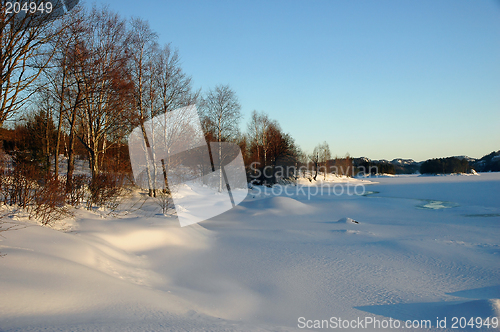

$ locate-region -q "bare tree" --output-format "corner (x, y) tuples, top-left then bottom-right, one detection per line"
(333, 153), (353, 176)
(296, 147), (308, 178)
(265, 121), (297, 184)
(0, 1), (67, 128)
(127, 20), (197, 197)
(127, 18), (158, 196)
(155, 44), (198, 115)
(200, 85), (241, 192)
(246, 111), (301, 184)
(76, 6), (133, 180)
(63, 39), (87, 190)
(151, 45), (198, 196)
(247, 110), (271, 168)
(39, 6), (86, 177)
(318, 141), (331, 179)
(308, 142), (331, 181)
(309, 146), (321, 181)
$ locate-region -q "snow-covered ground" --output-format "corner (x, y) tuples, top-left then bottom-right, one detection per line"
(1, 173), (499, 331)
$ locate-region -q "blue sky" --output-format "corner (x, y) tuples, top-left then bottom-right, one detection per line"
(89, 0), (500, 161)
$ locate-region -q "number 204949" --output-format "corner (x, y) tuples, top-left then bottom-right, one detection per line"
(450, 317), (499, 329)
(5, 2), (53, 14)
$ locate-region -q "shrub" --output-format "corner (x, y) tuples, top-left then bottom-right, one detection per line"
(66, 174), (89, 207)
(30, 174), (72, 226)
(3, 156), (40, 208)
(154, 188), (175, 215)
(86, 173), (124, 211)
(0, 156), (71, 226)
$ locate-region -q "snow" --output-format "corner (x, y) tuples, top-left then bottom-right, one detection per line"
(391, 158), (417, 166)
(1, 173), (499, 331)
(53, 155), (92, 177)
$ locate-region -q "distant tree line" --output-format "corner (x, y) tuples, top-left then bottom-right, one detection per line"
(420, 157), (470, 175)
(242, 110), (300, 185)
(353, 159), (396, 175)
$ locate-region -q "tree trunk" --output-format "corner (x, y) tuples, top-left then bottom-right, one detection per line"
(218, 128), (223, 193)
(45, 110), (51, 173)
(54, 68), (67, 178)
(140, 120), (155, 197)
(54, 112), (63, 177)
(89, 147), (99, 180)
(66, 132), (76, 191)
(65, 81), (81, 192)
(161, 158), (169, 194)
(100, 138), (107, 170)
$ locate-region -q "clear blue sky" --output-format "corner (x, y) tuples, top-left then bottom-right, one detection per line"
(89, 0), (500, 161)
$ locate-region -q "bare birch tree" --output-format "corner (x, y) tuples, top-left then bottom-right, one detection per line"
(127, 19), (198, 196)
(200, 85), (241, 192)
(152, 45), (199, 196)
(127, 18), (158, 196)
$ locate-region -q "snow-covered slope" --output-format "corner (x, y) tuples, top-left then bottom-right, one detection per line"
(1, 173), (499, 331)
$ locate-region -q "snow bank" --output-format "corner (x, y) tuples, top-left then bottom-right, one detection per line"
(241, 196), (315, 216)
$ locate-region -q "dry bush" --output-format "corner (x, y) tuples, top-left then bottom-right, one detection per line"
(30, 174), (72, 226)
(0, 157), (7, 205)
(0, 151), (131, 223)
(154, 188), (175, 215)
(66, 174), (89, 207)
(86, 173), (124, 211)
(0, 154), (71, 226)
(2, 156), (40, 208)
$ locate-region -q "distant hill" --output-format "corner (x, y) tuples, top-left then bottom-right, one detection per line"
(452, 155), (478, 163)
(471, 150), (500, 172)
(390, 158), (418, 166)
(389, 159), (421, 174)
(352, 157), (421, 175)
(418, 152), (499, 174)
